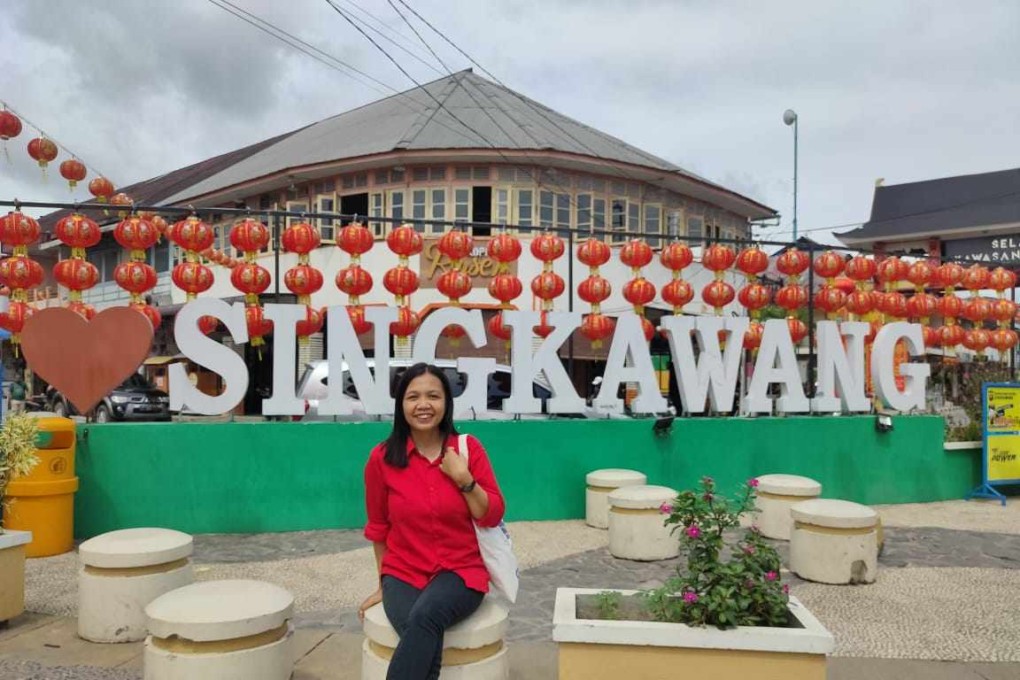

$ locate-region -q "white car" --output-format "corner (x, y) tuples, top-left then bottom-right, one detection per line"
(296, 359), (558, 422)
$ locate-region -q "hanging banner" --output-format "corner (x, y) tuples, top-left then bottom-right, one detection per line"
(968, 382), (1020, 505)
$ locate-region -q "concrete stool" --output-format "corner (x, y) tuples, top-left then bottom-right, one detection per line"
(790, 499), (879, 585)
(586, 469), (647, 529)
(144, 580), (294, 680)
(608, 485), (679, 561)
(754, 474), (822, 541)
(361, 597), (509, 679)
(78, 528), (194, 643)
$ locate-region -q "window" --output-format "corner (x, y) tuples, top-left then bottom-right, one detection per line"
(667, 210), (683, 238)
(611, 199), (627, 243)
(687, 216), (704, 240)
(430, 189), (446, 234)
(412, 190), (427, 232)
(498, 167), (515, 182)
(430, 167), (446, 181)
(454, 188), (470, 223)
(285, 201), (308, 229)
(317, 196), (335, 242)
(539, 191), (554, 228)
(413, 167), (429, 182)
(455, 166), (472, 181)
(216, 224), (230, 253)
(644, 204), (663, 247)
(556, 193), (571, 237)
(495, 188), (509, 225)
(152, 241), (171, 274)
(370, 193), (385, 237)
(87, 249), (119, 283)
(593, 198), (606, 234)
(391, 168), (405, 183)
(576, 194), (592, 234)
(375, 170), (389, 185)
(628, 203), (640, 238)
(316, 180), (335, 193)
(343, 173), (368, 190)
(472, 166), (489, 180)
(516, 189), (533, 228)
(389, 191), (405, 224)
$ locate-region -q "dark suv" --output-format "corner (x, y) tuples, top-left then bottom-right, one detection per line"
(47, 373), (171, 423)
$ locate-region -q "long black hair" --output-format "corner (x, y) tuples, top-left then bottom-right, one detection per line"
(384, 363), (458, 468)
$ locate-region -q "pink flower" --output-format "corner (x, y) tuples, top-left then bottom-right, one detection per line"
(765, 571), (778, 582)
(702, 492), (714, 502)
(782, 584), (790, 594)
(743, 545), (756, 555)
(750, 524), (761, 534)
(748, 478), (760, 488)
(683, 591), (699, 604)
(659, 503), (673, 515)
(685, 524), (701, 539)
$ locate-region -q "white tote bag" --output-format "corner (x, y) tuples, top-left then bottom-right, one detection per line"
(459, 434), (519, 603)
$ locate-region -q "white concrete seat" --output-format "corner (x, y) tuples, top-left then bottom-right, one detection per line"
(753, 474), (823, 541)
(607, 485), (679, 562)
(361, 597), (509, 679)
(790, 499), (879, 585)
(77, 528), (194, 643)
(144, 579), (294, 680)
(585, 469), (647, 529)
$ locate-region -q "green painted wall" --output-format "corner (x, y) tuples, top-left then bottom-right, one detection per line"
(72, 415), (972, 539)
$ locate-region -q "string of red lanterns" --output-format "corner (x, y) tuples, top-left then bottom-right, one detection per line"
(812, 250), (847, 322)
(336, 222), (375, 336)
(0, 210), (42, 351)
(621, 239), (656, 341)
(776, 248), (811, 344)
(53, 213), (101, 321)
(282, 220), (324, 345)
(735, 245), (770, 351)
(113, 214), (161, 330)
(701, 244), (736, 317)
(530, 232), (566, 339)
(436, 229), (474, 343)
(577, 237), (613, 349)
(385, 224), (423, 347)
(486, 231), (523, 347)
(228, 218), (272, 345)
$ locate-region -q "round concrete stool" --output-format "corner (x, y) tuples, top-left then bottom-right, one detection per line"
(586, 469), (647, 529)
(78, 528), (194, 643)
(144, 580), (294, 680)
(361, 597), (509, 679)
(608, 485), (679, 561)
(790, 499), (879, 585)
(754, 474), (822, 541)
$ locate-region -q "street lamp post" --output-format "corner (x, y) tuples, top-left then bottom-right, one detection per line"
(783, 109), (798, 240)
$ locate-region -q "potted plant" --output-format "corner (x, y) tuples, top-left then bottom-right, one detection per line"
(554, 477), (835, 680)
(0, 413), (40, 623)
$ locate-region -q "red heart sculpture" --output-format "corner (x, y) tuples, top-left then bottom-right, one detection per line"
(21, 307), (154, 415)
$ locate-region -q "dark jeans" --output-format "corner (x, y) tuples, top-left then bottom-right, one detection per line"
(381, 572), (484, 680)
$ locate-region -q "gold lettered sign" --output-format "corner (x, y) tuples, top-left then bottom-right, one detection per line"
(419, 238), (518, 288)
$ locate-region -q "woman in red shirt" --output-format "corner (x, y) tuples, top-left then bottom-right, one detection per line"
(359, 363), (506, 679)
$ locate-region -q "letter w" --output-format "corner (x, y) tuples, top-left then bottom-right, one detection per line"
(659, 316), (748, 414)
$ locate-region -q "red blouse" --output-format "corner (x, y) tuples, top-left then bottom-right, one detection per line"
(363, 433), (505, 593)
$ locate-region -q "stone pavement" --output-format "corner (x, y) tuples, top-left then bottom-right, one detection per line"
(2, 499), (1020, 678)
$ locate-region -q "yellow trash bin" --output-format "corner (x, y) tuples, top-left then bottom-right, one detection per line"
(3, 415), (79, 557)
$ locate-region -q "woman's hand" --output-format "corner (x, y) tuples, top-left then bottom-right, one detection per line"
(440, 446), (472, 487)
(358, 587), (383, 622)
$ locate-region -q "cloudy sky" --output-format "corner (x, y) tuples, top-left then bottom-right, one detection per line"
(1, 0), (1017, 245)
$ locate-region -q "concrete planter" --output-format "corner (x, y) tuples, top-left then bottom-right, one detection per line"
(553, 588), (834, 680)
(0, 530), (32, 623)
(944, 441), (982, 451)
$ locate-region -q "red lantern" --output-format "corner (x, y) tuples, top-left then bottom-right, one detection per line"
(110, 193), (134, 217)
(907, 261), (934, 290)
(939, 294), (963, 319)
(620, 239), (653, 270)
(231, 263), (272, 303)
(0, 301), (33, 336)
(991, 299), (1017, 326)
(149, 214), (168, 238)
(437, 270), (473, 303)
(54, 258), (99, 292)
(845, 256), (876, 287)
(390, 306), (420, 339)
(662, 279), (694, 314)
(387, 224), (424, 261)
(936, 262), (965, 290)
(489, 273), (523, 306)
(876, 256), (908, 289)
(131, 302), (161, 331)
(68, 301), (96, 321)
(88, 177), (115, 203)
(702, 280), (735, 314)
(281, 222), (321, 259)
(833, 277), (856, 295)
(230, 218), (270, 256)
(989, 267), (1017, 295)
(0, 211), (41, 253)
(661, 242), (693, 272)
(581, 313), (615, 348)
(0, 110), (22, 140)
(56, 213), (101, 252)
(846, 290), (876, 316)
(776, 248), (810, 280)
(172, 262), (214, 299)
(531, 233), (565, 264)
(923, 325), (940, 349)
(27, 137), (58, 168)
(744, 321), (765, 351)
(488, 233), (523, 266)
(245, 304), (273, 347)
(813, 287), (847, 318)
(737, 283), (772, 313)
(813, 250), (845, 282)
(702, 244), (736, 279)
(488, 312), (513, 342)
(878, 291), (909, 319)
(296, 306), (325, 340)
(962, 297), (991, 324)
(384, 267), (420, 305)
(775, 284), (807, 312)
(623, 278), (655, 310)
(337, 223), (374, 263)
(438, 230), (474, 261)
(962, 265), (990, 292)
(285, 263), (325, 305)
(787, 318), (808, 344)
(59, 159), (87, 190)
(114, 216), (160, 260)
(991, 328), (1018, 357)
(735, 247), (769, 279)
(347, 305), (372, 335)
(638, 316), (655, 342)
(0, 256), (44, 291)
(336, 266), (373, 305)
(939, 323), (965, 351)
(113, 261), (157, 298)
(533, 311), (555, 339)
(578, 238), (611, 269)
(579, 276), (612, 307)
(168, 217), (215, 254)
(532, 271), (566, 305)
(199, 316), (219, 336)
(907, 292), (939, 321)
(963, 329), (990, 354)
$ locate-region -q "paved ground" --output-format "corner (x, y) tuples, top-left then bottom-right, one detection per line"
(2, 499), (1020, 678)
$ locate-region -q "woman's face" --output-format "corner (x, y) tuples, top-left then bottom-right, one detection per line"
(403, 372), (447, 434)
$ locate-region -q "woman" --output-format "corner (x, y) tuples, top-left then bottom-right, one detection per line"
(360, 363), (505, 679)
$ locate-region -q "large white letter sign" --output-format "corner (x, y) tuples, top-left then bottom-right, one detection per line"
(810, 321), (870, 413)
(596, 312), (668, 414)
(871, 322), (930, 412)
(659, 315), (748, 414)
(261, 303), (310, 416)
(746, 319), (810, 414)
(503, 310), (584, 414)
(171, 299), (249, 415)
(413, 307), (495, 417)
(318, 305), (398, 416)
